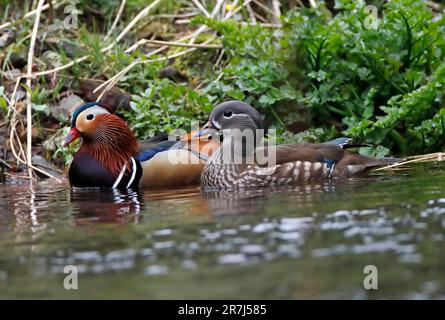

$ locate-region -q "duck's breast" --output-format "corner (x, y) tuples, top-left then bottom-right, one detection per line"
(69, 153), (116, 188)
(139, 149), (205, 187)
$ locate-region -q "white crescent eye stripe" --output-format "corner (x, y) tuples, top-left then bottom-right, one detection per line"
(212, 119), (221, 129)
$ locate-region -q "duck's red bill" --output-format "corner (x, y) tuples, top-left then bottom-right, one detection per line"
(62, 128), (81, 147)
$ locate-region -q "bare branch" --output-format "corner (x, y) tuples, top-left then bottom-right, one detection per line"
(105, 0), (127, 40)
(190, 0), (211, 18)
(25, 0), (46, 181)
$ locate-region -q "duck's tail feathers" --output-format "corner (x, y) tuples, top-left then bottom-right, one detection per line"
(340, 156), (405, 178)
(366, 156), (405, 168)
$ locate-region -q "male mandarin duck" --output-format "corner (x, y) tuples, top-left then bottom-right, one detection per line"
(195, 101), (401, 189)
(62, 102), (219, 188)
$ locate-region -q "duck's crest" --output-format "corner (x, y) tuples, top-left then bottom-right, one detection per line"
(70, 102), (113, 128)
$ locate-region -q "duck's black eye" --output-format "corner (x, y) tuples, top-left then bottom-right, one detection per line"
(86, 114), (94, 121)
(223, 110), (233, 118)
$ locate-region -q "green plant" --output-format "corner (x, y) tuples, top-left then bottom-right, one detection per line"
(286, 0), (445, 155)
(195, 17), (300, 128)
(124, 78), (213, 139)
(0, 86), (8, 115)
(188, 0), (445, 155)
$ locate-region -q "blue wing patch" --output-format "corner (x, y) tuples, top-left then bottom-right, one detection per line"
(324, 158), (336, 178)
(135, 141), (180, 162)
(324, 158), (336, 170)
(326, 137), (353, 148)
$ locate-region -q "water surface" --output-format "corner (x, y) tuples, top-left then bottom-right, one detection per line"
(1, 165), (445, 299)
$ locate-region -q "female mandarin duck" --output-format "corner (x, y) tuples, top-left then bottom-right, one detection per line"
(195, 101), (401, 189)
(63, 102), (219, 188)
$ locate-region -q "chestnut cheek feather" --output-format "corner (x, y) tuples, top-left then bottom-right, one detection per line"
(86, 115), (139, 177)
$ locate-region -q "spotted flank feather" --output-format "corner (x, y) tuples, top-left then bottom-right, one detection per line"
(202, 158), (334, 188)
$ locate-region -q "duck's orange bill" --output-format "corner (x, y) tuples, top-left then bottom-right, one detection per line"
(62, 128), (81, 147)
(182, 130), (220, 158)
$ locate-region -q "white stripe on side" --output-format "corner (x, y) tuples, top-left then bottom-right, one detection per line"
(112, 164), (127, 188)
(126, 157), (137, 189)
(328, 162), (336, 179)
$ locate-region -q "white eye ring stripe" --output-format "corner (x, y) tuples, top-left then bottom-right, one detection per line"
(212, 120), (221, 129)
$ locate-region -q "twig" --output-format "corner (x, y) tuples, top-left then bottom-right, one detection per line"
(215, 49), (225, 66)
(188, 0), (225, 44)
(175, 15), (282, 26)
(25, 0), (45, 181)
(140, 45), (202, 64)
(253, 12), (269, 23)
(0, 159), (12, 169)
(4, 173), (32, 180)
(296, 0), (305, 7)
(9, 99), (27, 167)
(9, 111), (28, 169)
(427, 1), (443, 11)
(7, 77), (21, 118)
(105, 0), (127, 40)
(21, 0), (162, 79)
(125, 41), (167, 55)
(271, 0), (281, 24)
(240, 21), (281, 27)
(95, 45), (168, 100)
(0, 1), (58, 31)
(7, 88), (62, 182)
(115, 0), (162, 43)
(224, 0), (240, 19)
(95, 46), (167, 99)
(155, 12), (200, 19)
(95, 37), (217, 100)
(375, 153), (445, 171)
(96, 0), (252, 99)
(224, 0), (254, 20)
(9, 109), (63, 182)
(191, 0), (211, 18)
(128, 39), (222, 49)
(246, 3), (257, 24)
(94, 0), (226, 97)
(213, 72), (224, 83)
(252, 0), (275, 16)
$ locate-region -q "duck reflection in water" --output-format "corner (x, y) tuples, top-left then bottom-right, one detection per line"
(68, 177), (381, 221)
(201, 178), (377, 216)
(70, 188), (143, 224)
